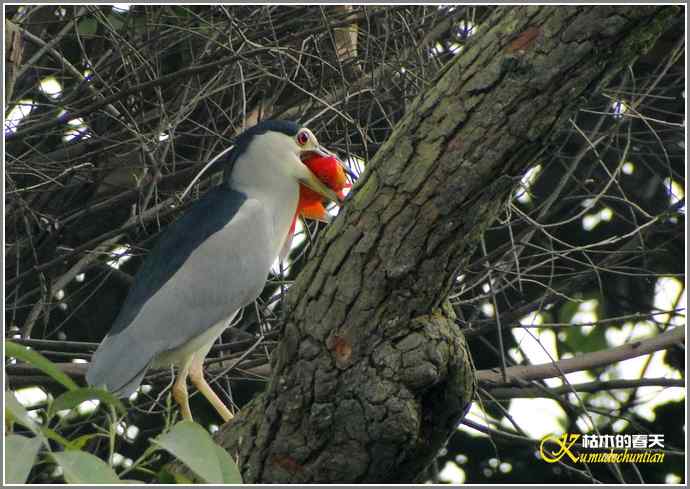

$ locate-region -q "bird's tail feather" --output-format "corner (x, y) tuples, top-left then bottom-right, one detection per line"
(86, 333), (152, 397)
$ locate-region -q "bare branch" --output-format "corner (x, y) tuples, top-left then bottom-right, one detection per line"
(477, 327), (685, 386)
(487, 378), (685, 399)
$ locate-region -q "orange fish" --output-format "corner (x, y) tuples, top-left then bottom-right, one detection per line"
(299, 154), (350, 222)
(280, 155), (351, 261)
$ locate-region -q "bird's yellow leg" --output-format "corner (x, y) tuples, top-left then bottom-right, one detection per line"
(172, 361), (193, 421)
(189, 354), (234, 422)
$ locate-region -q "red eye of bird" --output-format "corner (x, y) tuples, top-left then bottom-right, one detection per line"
(296, 131), (309, 146)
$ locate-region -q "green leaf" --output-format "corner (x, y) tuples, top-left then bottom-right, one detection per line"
(157, 468), (193, 484)
(3, 393), (72, 453)
(52, 451), (121, 484)
(6, 341), (78, 391)
(152, 421), (230, 483)
(41, 426), (77, 450)
(214, 444), (243, 483)
(69, 433), (101, 450)
(564, 322), (608, 354)
(6, 391), (40, 433)
(156, 468), (176, 484)
(557, 300), (580, 325)
(6, 394), (78, 449)
(5, 434), (43, 483)
(48, 387), (125, 419)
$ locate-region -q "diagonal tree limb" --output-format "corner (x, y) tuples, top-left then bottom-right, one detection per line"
(195, 6), (681, 484)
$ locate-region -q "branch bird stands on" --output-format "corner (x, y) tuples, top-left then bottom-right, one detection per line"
(87, 120), (349, 422)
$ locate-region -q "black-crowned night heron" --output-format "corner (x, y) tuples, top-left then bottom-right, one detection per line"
(87, 120), (345, 422)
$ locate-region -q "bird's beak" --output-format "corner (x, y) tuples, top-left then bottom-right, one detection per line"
(299, 147), (344, 204)
(299, 169), (341, 203)
(312, 146), (336, 158)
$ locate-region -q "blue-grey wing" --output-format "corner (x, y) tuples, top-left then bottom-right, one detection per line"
(86, 187), (273, 395)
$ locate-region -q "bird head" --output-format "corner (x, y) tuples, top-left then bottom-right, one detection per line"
(227, 120), (345, 205)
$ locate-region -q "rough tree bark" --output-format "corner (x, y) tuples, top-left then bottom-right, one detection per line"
(172, 5), (678, 483)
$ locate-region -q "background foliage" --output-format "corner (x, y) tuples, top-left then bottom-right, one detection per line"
(4, 5), (685, 484)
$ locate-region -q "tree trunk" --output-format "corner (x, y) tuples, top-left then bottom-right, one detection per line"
(176, 5), (677, 483)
